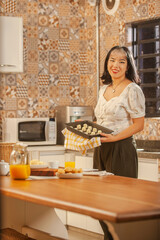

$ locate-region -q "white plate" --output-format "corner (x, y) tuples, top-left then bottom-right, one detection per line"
(83, 171), (114, 176)
(83, 168), (99, 172)
(28, 176), (57, 180)
(56, 172), (83, 179)
(30, 164), (48, 169)
(83, 171), (101, 176)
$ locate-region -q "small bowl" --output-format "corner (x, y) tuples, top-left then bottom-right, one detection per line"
(48, 161), (59, 169)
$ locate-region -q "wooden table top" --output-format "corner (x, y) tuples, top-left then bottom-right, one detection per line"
(0, 175), (160, 223)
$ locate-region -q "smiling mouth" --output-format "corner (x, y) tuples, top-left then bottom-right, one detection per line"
(112, 69), (119, 73)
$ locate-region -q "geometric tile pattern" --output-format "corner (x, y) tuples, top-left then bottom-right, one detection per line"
(70, 75), (79, 86)
(17, 110), (28, 118)
(39, 62), (49, 75)
(5, 74), (16, 86)
(17, 98), (28, 110)
(39, 51), (48, 63)
(5, 86), (16, 98)
(16, 86), (28, 98)
(5, 0), (16, 13)
(6, 111), (17, 118)
(28, 85), (39, 98)
(28, 50), (38, 62)
(16, 0), (27, 14)
(0, 0), (160, 141)
(49, 51), (59, 62)
(38, 98), (49, 110)
(49, 63), (58, 74)
(17, 74), (27, 86)
(135, 118), (160, 140)
(38, 75), (49, 85)
(5, 98), (17, 110)
(59, 75), (70, 86)
(59, 28), (69, 39)
(39, 86), (48, 97)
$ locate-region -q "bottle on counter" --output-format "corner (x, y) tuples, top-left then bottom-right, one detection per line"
(10, 143), (30, 180)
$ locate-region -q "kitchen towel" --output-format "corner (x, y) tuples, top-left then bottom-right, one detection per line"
(62, 128), (101, 155)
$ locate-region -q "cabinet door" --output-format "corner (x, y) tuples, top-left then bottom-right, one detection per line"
(138, 158), (159, 182)
(55, 208), (67, 225)
(68, 155), (103, 234)
(86, 216), (103, 234)
(67, 212), (87, 230)
(75, 155), (93, 169)
(0, 16), (23, 72)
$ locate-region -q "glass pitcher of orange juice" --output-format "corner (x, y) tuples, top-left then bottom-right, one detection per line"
(10, 143), (30, 180)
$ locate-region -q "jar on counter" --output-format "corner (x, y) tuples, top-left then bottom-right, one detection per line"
(10, 143), (30, 180)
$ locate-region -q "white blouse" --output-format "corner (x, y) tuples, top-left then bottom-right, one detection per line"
(94, 82), (145, 135)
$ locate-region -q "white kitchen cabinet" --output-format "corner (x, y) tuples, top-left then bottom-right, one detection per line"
(27, 145), (65, 167)
(138, 158), (159, 182)
(0, 16), (23, 73)
(40, 153), (65, 167)
(68, 154), (104, 235)
(67, 212), (103, 234)
(75, 155), (93, 169)
(40, 152), (102, 235)
(54, 208), (67, 225)
(28, 147), (67, 228)
(67, 212), (87, 230)
(86, 216), (104, 234)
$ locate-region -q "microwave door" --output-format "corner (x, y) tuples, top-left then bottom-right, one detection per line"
(70, 116), (92, 122)
(45, 121), (49, 141)
(70, 116), (81, 122)
(18, 121), (46, 141)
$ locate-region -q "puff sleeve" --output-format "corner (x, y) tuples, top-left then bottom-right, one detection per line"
(127, 84), (145, 118)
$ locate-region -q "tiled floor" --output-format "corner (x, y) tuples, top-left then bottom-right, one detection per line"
(68, 226), (104, 240)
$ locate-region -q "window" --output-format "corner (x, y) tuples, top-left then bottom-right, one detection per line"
(131, 19), (160, 117)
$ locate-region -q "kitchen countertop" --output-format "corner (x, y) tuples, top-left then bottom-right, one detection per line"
(1, 175), (160, 223)
(137, 150), (160, 159)
(27, 145), (65, 152)
(2, 142), (160, 160)
(65, 146), (160, 159)
(72, 148), (160, 159)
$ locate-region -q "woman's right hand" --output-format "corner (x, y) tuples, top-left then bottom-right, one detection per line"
(100, 133), (116, 143)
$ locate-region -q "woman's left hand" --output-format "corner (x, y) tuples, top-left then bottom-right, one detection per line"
(100, 133), (116, 143)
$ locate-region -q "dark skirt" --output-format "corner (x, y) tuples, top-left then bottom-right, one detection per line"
(93, 136), (138, 178)
(93, 137), (138, 240)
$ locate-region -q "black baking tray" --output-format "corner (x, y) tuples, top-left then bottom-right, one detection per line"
(65, 121), (113, 139)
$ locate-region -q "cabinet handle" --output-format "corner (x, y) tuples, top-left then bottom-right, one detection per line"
(0, 64), (16, 67)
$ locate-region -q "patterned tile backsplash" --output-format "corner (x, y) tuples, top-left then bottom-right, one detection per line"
(0, 0), (160, 141)
(135, 118), (160, 141)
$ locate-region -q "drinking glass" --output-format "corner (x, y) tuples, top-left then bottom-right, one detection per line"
(65, 153), (75, 168)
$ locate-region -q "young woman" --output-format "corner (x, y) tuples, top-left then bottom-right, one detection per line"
(93, 46), (145, 240)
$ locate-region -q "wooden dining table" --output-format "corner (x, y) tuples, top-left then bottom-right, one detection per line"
(0, 175), (160, 240)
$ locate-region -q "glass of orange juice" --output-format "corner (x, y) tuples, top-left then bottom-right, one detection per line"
(10, 164), (30, 180)
(65, 153), (75, 168)
(10, 143), (30, 180)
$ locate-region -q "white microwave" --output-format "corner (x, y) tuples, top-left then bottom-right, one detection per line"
(2, 118), (57, 146)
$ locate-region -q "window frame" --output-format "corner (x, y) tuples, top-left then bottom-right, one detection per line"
(130, 19), (160, 118)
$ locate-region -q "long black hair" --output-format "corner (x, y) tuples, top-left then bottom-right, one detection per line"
(101, 46), (141, 85)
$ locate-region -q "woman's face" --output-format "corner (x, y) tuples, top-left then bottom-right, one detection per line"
(107, 49), (128, 80)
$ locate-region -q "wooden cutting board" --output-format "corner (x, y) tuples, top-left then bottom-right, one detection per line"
(31, 168), (58, 176)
